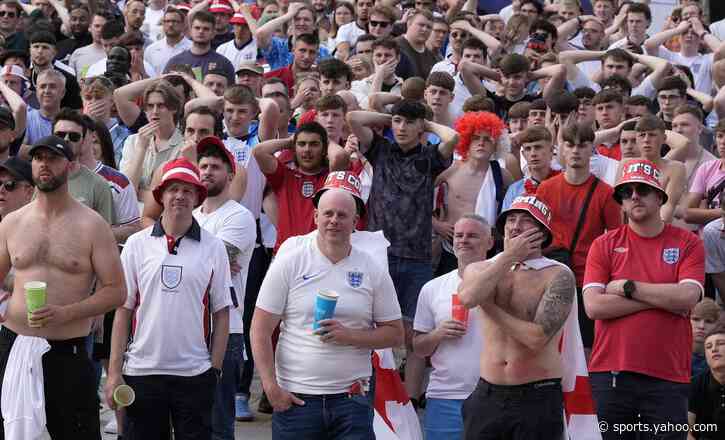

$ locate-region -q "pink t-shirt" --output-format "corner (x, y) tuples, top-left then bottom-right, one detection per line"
(690, 159), (725, 209)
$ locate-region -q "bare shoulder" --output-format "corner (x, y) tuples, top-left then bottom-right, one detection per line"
(544, 266), (576, 295)
(72, 201), (113, 235)
(435, 160), (462, 185)
(534, 266), (576, 337)
(662, 159), (686, 174)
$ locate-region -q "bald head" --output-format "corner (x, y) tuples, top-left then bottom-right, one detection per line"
(318, 188), (357, 214)
(315, 188), (358, 241)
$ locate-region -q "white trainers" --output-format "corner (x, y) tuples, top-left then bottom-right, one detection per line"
(103, 418), (118, 434)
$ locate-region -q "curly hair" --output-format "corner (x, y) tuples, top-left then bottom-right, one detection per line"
(454, 112), (505, 161)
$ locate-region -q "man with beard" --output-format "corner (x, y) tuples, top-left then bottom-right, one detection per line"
(52, 109), (115, 224)
(56, 5), (92, 63)
(193, 137), (256, 440)
(166, 11), (235, 83)
(0, 134), (126, 439)
(68, 10), (111, 79)
(264, 33), (320, 96)
(27, 31), (82, 110)
(145, 7), (191, 77)
(0, 1), (26, 52)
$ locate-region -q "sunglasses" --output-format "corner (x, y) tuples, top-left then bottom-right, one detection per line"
(0, 180), (20, 191)
(451, 31), (468, 39)
(369, 20), (390, 28)
(0, 11), (17, 18)
(54, 131), (82, 142)
(617, 183), (655, 200)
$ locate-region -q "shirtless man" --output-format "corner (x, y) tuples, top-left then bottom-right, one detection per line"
(434, 112), (513, 275)
(633, 114), (686, 224)
(458, 195), (575, 439)
(0, 135), (126, 438)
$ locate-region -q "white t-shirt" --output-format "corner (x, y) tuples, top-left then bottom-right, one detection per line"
(413, 270), (482, 400)
(224, 134), (266, 219)
(450, 73), (471, 122)
(143, 6), (165, 42)
(144, 37), (193, 78)
(120, 223), (233, 376)
(335, 22), (366, 49)
(68, 44), (106, 79)
(256, 238), (401, 394)
(655, 48), (714, 95)
(589, 154), (619, 187)
(194, 200), (257, 334)
(703, 218), (725, 274)
(86, 58), (156, 79)
(430, 57), (456, 76)
(216, 38), (258, 70)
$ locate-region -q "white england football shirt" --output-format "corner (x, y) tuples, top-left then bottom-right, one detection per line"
(256, 237), (401, 394)
(121, 220), (233, 376)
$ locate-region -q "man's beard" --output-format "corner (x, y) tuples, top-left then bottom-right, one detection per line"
(205, 181), (224, 197)
(35, 169), (68, 193)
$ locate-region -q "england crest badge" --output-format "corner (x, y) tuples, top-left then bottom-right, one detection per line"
(301, 181), (315, 198)
(662, 248), (680, 265)
(347, 271), (363, 288)
(161, 265), (183, 289)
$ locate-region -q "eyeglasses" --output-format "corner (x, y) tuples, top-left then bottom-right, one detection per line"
(450, 31), (468, 39)
(369, 20), (390, 28)
(0, 180), (19, 191)
(0, 11), (17, 18)
(54, 131), (82, 142)
(617, 183), (655, 200)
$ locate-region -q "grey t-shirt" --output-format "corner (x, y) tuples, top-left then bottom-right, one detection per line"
(164, 49), (235, 83)
(69, 43), (106, 79)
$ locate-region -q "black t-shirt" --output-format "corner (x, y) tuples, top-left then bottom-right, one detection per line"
(394, 36), (440, 80)
(689, 371), (725, 438)
(486, 90), (537, 122)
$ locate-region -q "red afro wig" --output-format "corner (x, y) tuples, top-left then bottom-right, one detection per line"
(454, 111), (505, 161)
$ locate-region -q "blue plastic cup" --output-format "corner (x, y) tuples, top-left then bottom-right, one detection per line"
(313, 290), (339, 330)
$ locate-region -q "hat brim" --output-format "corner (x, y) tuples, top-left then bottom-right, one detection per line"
(0, 164), (28, 184)
(152, 177), (208, 208)
(27, 144), (72, 161)
(612, 181), (668, 205)
(235, 67), (263, 76)
(312, 188), (366, 216)
(197, 137), (236, 174)
(495, 208), (553, 249)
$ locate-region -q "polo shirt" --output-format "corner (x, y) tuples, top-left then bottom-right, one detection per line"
(121, 218), (233, 377)
(194, 200), (256, 334)
(365, 133), (451, 261)
(689, 371), (725, 437)
(119, 129), (185, 195)
(257, 237), (401, 394)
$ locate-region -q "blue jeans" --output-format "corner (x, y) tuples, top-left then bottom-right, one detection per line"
(424, 397), (465, 440)
(590, 372), (689, 440)
(212, 334), (244, 440)
(387, 255), (433, 321)
(272, 393), (374, 440)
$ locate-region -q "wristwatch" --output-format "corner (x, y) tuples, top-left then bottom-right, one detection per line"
(623, 280), (636, 300)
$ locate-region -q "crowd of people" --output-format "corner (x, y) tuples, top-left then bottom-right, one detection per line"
(0, 0), (724, 439)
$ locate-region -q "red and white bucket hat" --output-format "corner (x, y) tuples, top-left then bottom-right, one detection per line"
(613, 158), (667, 204)
(495, 195), (553, 248)
(313, 171), (366, 215)
(152, 158), (208, 207)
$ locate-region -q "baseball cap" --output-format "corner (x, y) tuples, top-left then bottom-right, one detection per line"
(152, 158), (208, 207)
(230, 12), (247, 25)
(209, 0), (234, 14)
(0, 65), (27, 82)
(312, 171), (366, 215)
(0, 107), (15, 130)
(0, 156), (33, 186)
(197, 136), (236, 174)
(235, 61), (264, 76)
(175, 3), (192, 12)
(27, 135), (74, 161)
(495, 195), (553, 248)
(613, 159), (667, 204)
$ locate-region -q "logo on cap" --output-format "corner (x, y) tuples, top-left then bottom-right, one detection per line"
(510, 195), (552, 226)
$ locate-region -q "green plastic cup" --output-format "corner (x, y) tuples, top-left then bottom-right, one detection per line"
(25, 281), (46, 327)
(113, 384), (135, 407)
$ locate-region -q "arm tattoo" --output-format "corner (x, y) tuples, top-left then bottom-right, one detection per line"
(224, 241), (241, 264)
(534, 269), (575, 340)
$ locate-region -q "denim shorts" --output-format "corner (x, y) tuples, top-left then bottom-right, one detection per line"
(424, 397), (466, 440)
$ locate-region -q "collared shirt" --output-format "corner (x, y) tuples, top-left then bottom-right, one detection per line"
(108, 118), (131, 165)
(365, 133), (451, 261)
(262, 36), (330, 71)
(689, 370), (725, 436)
(121, 218), (233, 376)
(144, 37), (193, 78)
(119, 129), (185, 194)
